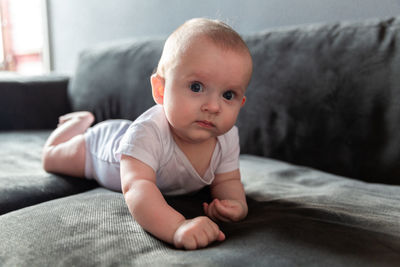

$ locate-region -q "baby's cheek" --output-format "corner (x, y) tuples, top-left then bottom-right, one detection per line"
(220, 115), (238, 133)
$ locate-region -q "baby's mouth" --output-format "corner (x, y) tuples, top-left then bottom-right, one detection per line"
(196, 120), (216, 129)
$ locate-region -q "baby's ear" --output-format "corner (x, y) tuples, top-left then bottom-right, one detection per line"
(241, 96), (246, 107)
(151, 74), (165, 105)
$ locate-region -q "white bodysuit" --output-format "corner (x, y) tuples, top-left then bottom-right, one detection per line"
(84, 105), (240, 195)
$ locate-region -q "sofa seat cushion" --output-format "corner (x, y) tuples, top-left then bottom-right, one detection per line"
(0, 131), (97, 214)
(1, 155), (399, 266)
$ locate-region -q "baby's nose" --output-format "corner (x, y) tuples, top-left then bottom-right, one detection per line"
(201, 97), (221, 114)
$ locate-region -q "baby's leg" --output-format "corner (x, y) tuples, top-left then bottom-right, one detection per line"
(42, 111), (95, 177)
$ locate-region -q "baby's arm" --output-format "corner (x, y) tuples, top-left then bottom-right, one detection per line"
(120, 155), (225, 250)
(203, 169), (248, 222)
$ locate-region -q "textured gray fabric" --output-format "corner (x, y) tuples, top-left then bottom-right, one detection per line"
(0, 131), (97, 214)
(0, 76), (70, 130)
(1, 156), (399, 266)
(238, 17), (400, 184)
(68, 39), (164, 123)
(1, 16), (400, 266)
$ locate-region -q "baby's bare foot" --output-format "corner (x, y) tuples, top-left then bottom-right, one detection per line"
(58, 111), (95, 127)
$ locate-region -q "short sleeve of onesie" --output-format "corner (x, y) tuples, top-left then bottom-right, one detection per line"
(115, 106), (166, 172)
(215, 126), (240, 174)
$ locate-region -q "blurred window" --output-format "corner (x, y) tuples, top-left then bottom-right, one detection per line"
(0, 0), (49, 75)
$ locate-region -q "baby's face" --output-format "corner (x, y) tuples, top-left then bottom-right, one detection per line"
(161, 37), (252, 144)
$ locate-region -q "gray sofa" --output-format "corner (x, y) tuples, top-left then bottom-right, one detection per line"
(1, 16), (400, 266)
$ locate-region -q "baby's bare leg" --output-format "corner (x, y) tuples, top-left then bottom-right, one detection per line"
(42, 111), (95, 177)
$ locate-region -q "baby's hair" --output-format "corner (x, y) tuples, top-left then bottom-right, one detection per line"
(156, 18), (250, 77)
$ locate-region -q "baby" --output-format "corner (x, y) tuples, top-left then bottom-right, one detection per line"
(42, 18), (253, 250)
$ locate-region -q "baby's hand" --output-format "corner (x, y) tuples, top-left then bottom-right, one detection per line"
(203, 199), (247, 222)
(173, 216), (225, 250)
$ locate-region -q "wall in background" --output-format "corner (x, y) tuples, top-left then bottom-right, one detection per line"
(47, 0), (400, 74)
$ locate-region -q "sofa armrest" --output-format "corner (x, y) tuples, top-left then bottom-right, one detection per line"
(0, 75), (71, 130)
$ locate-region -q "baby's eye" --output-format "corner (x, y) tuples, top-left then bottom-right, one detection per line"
(190, 82), (203, 93)
(223, 90), (235, 100)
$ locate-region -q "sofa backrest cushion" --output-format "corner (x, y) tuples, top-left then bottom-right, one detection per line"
(238, 17), (400, 184)
(68, 39), (163, 122)
(68, 17), (400, 184)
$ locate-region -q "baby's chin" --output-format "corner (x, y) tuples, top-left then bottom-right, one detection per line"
(176, 130), (219, 145)
(185, 134), (218, 144)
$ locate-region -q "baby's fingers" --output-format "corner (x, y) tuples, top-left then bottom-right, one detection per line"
(217, 230), (226, 241)
(214, 199), (242, 221)
(174, 217), (224, 250)
(205, 200), (231, 222)
(203, 202), (209, 215)
(203, 202), (218, 220)
(204, 218), (225, 243)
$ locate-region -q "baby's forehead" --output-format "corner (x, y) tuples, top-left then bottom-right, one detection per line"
(176, 34), (250, 61)
(158, 28), (252, 79)
(189, 32), (246, 50)
(175, 39), (252, 88)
